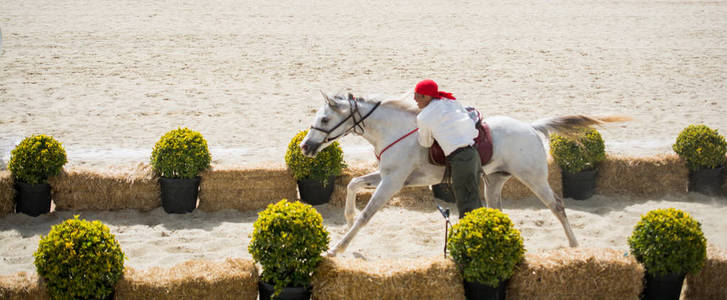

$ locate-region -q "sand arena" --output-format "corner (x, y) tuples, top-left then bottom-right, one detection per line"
(1, 0), (727, 298)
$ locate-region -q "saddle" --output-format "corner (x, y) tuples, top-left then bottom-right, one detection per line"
(428, 107), (493, 166)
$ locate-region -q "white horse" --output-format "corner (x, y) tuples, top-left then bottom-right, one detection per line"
(301, 92), (623, 256)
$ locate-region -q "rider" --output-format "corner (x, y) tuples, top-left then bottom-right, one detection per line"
(413, 79), (482, 218)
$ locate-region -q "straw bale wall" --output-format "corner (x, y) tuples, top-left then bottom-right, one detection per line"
(507, 248), (644, 299)
(311, 257), (465, 300)
(3, 248), (727, 299)
(198, 164), (297, 212)
(684, 245), (727, 299)
(0, 171), (14, 218)
(116, 258), (258, 300)
(597, 154), (690, 197)
(48, 164), (160, 211)
(0, 272), (49, 300)
(0, 258), (257, 300)
(2, 155), (725, 214)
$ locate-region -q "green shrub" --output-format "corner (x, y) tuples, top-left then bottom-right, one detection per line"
(248, 199), (329, 296)
(34, 215), (125, 300)
(447, 207), (525, 287)
(285, 130), (346, 185)
(672, 124), (727, 171)
(550, 128), (606, 173)
(628, 208), (707, 276)
(8, 135), (67, 184)
(150, 127), (211, 179)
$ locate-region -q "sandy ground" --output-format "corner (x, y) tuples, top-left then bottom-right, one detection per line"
(1, 0), (727, 276)
(1, 0), (727, 169)
(1, 194), (725, 275)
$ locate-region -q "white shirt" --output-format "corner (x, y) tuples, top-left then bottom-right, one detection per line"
(417, 99), (478, 156)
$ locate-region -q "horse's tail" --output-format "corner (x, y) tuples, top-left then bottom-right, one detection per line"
(531, 115), (630, 140)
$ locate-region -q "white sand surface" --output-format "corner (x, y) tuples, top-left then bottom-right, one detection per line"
(1, 194), (725, 275)
(1, 0), (727, 169)
(1, 0), (726, 277)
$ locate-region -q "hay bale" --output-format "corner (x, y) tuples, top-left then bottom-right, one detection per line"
(312, 257), (465, 300)
(508, 248), (644, 300)
(684, 245), (727, 299)
(0, 171), (14, 217)
(116, 258), (258, 300)
(198, 164), (297, 212)
(49, 164), (160, 211)
(597, 154), (688, 197)
(0, 271), (49, 300)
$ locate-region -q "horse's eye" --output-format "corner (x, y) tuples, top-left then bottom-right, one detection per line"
(321, 118), (329, 124)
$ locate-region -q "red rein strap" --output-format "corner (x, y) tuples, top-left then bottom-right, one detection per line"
(376, 128), (419, 160)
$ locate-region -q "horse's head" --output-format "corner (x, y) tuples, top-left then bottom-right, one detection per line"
(300, 91), (358, 157)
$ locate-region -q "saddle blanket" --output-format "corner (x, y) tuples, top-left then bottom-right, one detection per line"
(428, 107), (493, 166)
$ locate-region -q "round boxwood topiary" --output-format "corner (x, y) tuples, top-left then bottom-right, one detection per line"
(447, 207), (525, 287)
(8, 135), (67, 184)
(150, 127), (211, 179)
(628, 208), (707, 276)
(248, 199), (330, 296)
(550, 128), (606, 174)
(672, 124), (727, 171)
(34, 215), (125, 300)
(285, 130), (346, 185)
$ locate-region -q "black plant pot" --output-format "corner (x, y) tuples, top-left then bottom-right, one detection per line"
(159, 177), (200, 214)
(562, 169), (598, 200)
(259, 281), (311, 300)
(463, 280), (506, 300)
(297, 175), (335, 205)
(432, 183), (456, 203)
(641, 272), (685, 300)
(688, 166), (724, 196)
(14, 181), (51, 216)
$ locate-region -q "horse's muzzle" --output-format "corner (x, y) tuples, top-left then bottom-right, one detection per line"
(301, 141), (321, 157)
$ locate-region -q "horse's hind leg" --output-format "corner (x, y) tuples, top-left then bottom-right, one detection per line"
(517, 173), (579, 247)
(483, 172), (511, 210)
(345, 171), (381, 228)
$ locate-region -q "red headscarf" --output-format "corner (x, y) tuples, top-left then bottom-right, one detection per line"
(414, 79), (456, 100)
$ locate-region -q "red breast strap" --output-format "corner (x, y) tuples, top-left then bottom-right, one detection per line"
(376, 128), (419, 160)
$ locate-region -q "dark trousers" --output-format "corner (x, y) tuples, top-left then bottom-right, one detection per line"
(447, 146), (483, 219)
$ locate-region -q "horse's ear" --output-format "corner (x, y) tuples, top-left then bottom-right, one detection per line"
(320, 90), (335, 107)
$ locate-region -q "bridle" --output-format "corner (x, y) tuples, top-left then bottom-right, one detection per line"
(310, 97), (381, 144)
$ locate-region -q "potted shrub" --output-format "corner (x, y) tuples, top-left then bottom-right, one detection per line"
(8, 134), (67, 216)
(628, 208), (707, 300)
(672, 124), (726, 196)
(285, 130), (346, 205)
(34, 215), (125, 300)
(248, 199), (329, 300)
(550, 128), (606, 200)
(447, 207), (525, 300)
(150, 127), (211, 213)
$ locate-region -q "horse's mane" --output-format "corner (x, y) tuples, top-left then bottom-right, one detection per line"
(335, 90), (419, 115)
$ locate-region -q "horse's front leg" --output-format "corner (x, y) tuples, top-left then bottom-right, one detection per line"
(328, 169), (409, 257)
(345, 171), (381, 228)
